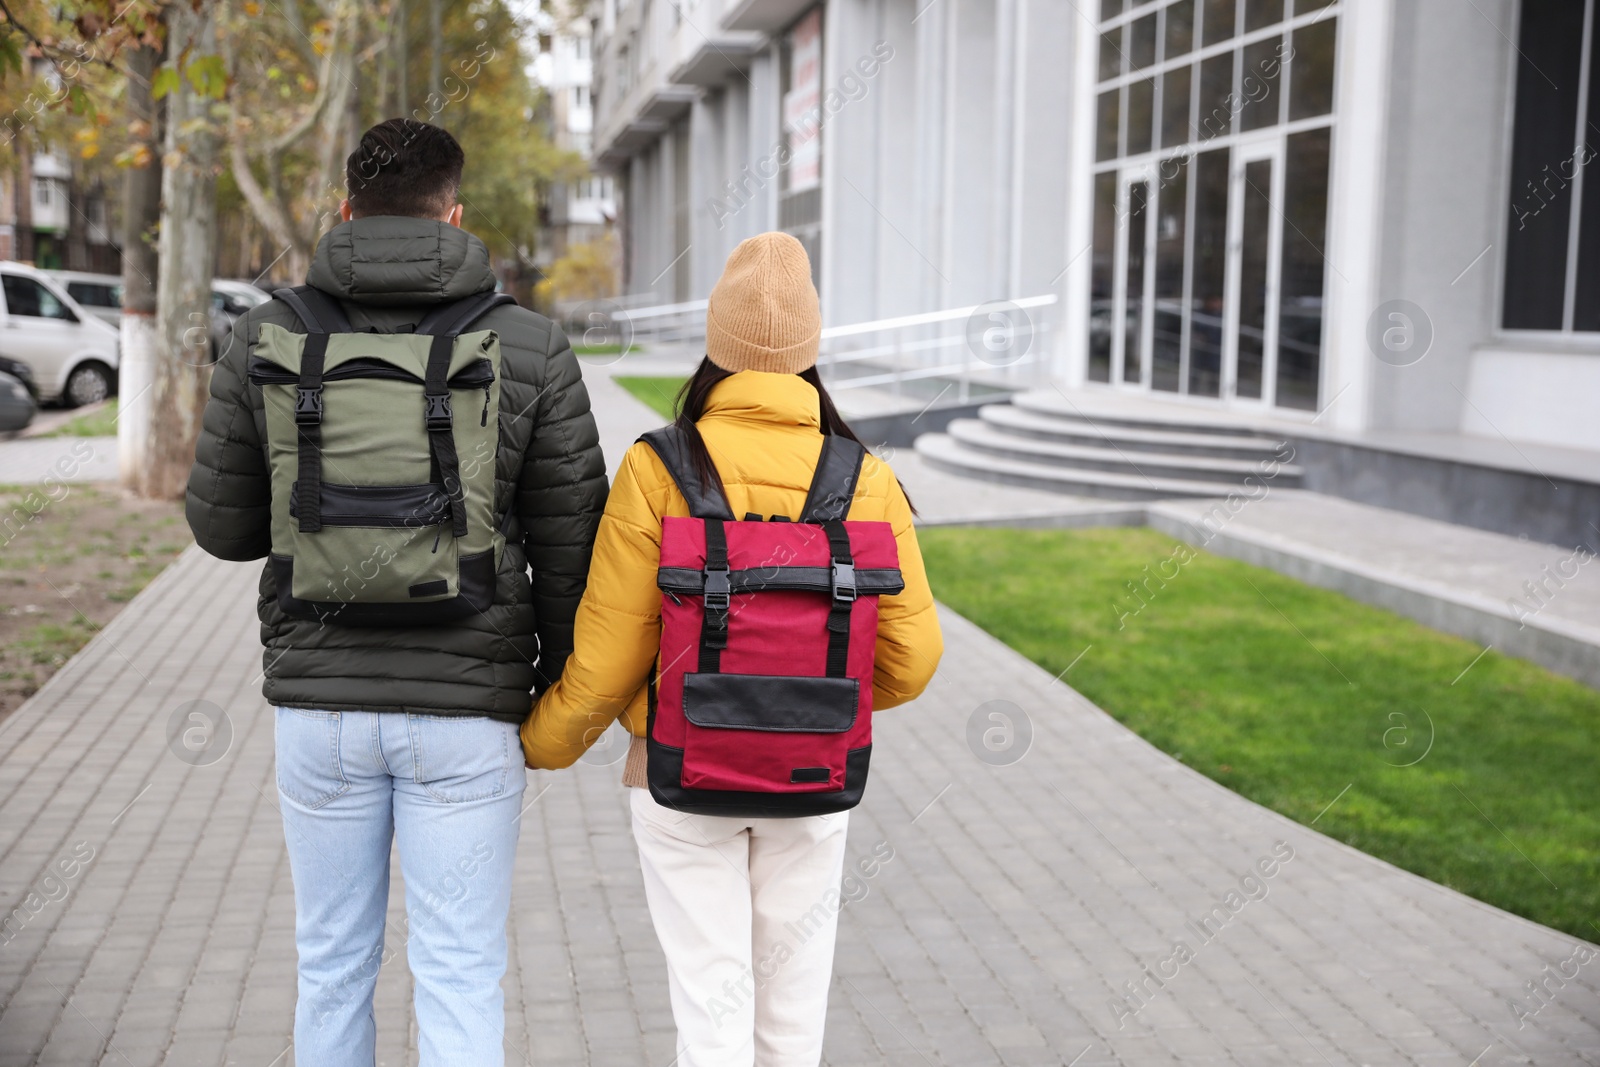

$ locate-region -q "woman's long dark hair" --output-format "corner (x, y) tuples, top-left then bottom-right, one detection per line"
(671, 357), (913, 513)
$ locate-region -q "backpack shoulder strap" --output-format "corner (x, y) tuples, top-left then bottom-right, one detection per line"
(272, 285), (352, 335)
(269, 286), (348, 534)
(797, 435), (866, 523)
(415, 291), (517, 337)
(638, 426), (735, 521)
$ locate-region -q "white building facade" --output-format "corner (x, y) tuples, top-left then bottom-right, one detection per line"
(534, 11), (619, 264)
(591, 0), (1600, 453)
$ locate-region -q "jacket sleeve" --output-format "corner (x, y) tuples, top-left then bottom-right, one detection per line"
(185, 319), (272, 561)
(871, 468), (943, 709)
(516, 323), (609, 693)
(522, 443), (663, 769)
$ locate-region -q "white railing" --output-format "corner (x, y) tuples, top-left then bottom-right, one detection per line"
(567, 292), (1058, 405)
(818, 294), (1057, 404)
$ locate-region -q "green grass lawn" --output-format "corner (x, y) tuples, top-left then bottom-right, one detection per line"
(615, 375), (686, 420)
(574, 342), (641, 356)
(919, 525), (1600, 940)
(45, 398), (118, 436)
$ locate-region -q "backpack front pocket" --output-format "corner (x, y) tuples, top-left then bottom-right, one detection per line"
(678, 673), (859, 793)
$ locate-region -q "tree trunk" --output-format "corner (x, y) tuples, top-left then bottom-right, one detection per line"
(130, 4), (220, 500)
(428, 0), (441, 102)
(15, 149), (33, 264)
(395, 0), (408, 115)
(117, 41), (165, 490)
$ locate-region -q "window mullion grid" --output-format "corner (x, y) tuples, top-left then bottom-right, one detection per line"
(1562, 0), (1596, 333)
(1095, 5), (1339, 93)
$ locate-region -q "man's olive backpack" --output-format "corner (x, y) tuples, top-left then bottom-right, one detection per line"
(248, 285), (514, 626)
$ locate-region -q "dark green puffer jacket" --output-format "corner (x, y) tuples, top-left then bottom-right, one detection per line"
(186, 217), (608, 721)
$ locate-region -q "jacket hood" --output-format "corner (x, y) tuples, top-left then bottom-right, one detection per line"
(306, 216), (496, 307)
(701, 371), (822, 430)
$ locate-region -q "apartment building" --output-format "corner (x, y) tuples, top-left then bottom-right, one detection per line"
(535, 9), (619, 265)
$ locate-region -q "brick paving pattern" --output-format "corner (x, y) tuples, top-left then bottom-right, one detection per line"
(1, 544), (1597, 1066)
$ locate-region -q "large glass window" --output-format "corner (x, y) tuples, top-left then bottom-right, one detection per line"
(1089, 0), (1336, 409)
(1502, 0), (1600, 333)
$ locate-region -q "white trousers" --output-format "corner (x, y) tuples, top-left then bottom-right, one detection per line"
(630, 787), (850, 1067)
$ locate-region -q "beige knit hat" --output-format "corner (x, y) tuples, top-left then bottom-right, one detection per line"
(705, 232), (821, 374)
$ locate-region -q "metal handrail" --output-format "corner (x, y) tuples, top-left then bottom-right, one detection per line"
(820, 294), (1057, 341)
(583, 292), (1059, 404)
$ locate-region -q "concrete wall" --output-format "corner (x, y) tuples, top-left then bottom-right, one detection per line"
(1368, 0), (1517, 435)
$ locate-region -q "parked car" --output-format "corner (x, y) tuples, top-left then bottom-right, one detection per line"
(50, 270), (123, 328)
(47, 271), (272, 359)
(212, 278), (272, 311)
(0, 368), (36, 432)
(0, 263), (119, 407)
(0, 353), (38, 399)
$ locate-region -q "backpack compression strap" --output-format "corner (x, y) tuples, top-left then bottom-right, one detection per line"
(796, 436), (867, 676)
(273, 286), (354, 533)
(414, 290), (518, 538)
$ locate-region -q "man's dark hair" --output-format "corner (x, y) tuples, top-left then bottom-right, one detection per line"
(345, 118), (465, 219)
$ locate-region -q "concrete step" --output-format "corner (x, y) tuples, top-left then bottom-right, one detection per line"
(946, 419), (1303, 486)
(914, 433), (1233, 501)
(1013, 389), (1285, 439)
(977, 403), (1290, 460)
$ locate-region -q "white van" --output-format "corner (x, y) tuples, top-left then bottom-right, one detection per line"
(49, 270), (271, 361)
(0, 262), (120, 406)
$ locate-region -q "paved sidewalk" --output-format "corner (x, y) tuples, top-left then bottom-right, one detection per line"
(0, 436), (117, 484)
(2, 365), (1599, 1066)
(2, 548), (1599, 1067)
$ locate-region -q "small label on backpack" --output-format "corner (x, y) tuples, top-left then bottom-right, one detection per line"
(790, 767), (831, 784)
(409, 579), (449, 598)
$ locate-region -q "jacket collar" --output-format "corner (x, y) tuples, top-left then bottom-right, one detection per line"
(305, 216), (496, 307)
(701, 371), (822, 429)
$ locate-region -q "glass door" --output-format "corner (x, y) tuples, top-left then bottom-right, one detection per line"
(1224, 138), (1283, 404)
(1114, 172), (1155, 387)
(1086, 0), (1339, 412)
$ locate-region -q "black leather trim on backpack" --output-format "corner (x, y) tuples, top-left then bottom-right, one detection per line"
(415, 290), (516, 336)
(273, 286), (353, 334)
(682, 674), (859, 733)
(270, 548), (496, 627)
(248, 356), (496, 388)
(645, 740), (872, 819)
(798, 436), (866, 522)
(656, 565), (905, 596)
(289, 481), (451, 528)
(638, 426), (736, 521)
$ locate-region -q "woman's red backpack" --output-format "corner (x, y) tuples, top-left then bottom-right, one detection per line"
(641, 426), (904, 817)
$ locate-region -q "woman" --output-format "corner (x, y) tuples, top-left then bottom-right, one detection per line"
(522, 231), (942, 1067)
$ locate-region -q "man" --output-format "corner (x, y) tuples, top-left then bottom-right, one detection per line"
(186, 118), (607, 1066)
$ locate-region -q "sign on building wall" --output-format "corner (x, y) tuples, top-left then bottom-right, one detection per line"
(783, 9), (823, 194)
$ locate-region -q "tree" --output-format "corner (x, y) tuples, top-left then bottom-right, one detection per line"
(116, 38), (164, 487)
(220, 0), (583, 290)
(221, 0), (369, 285)
(123, 0), (223, 498)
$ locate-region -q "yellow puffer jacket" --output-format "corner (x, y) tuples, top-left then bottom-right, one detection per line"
(521, 370), (943, 773)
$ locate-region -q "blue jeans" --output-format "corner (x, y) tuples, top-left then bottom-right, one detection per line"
(274, 707), (526, 1067)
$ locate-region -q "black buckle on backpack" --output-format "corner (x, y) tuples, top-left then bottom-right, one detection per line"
(423, 392), (453, 430)
(294, 386), (323, 424)
(830, 560), (857, 604)
(703, 565), (731, 611)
